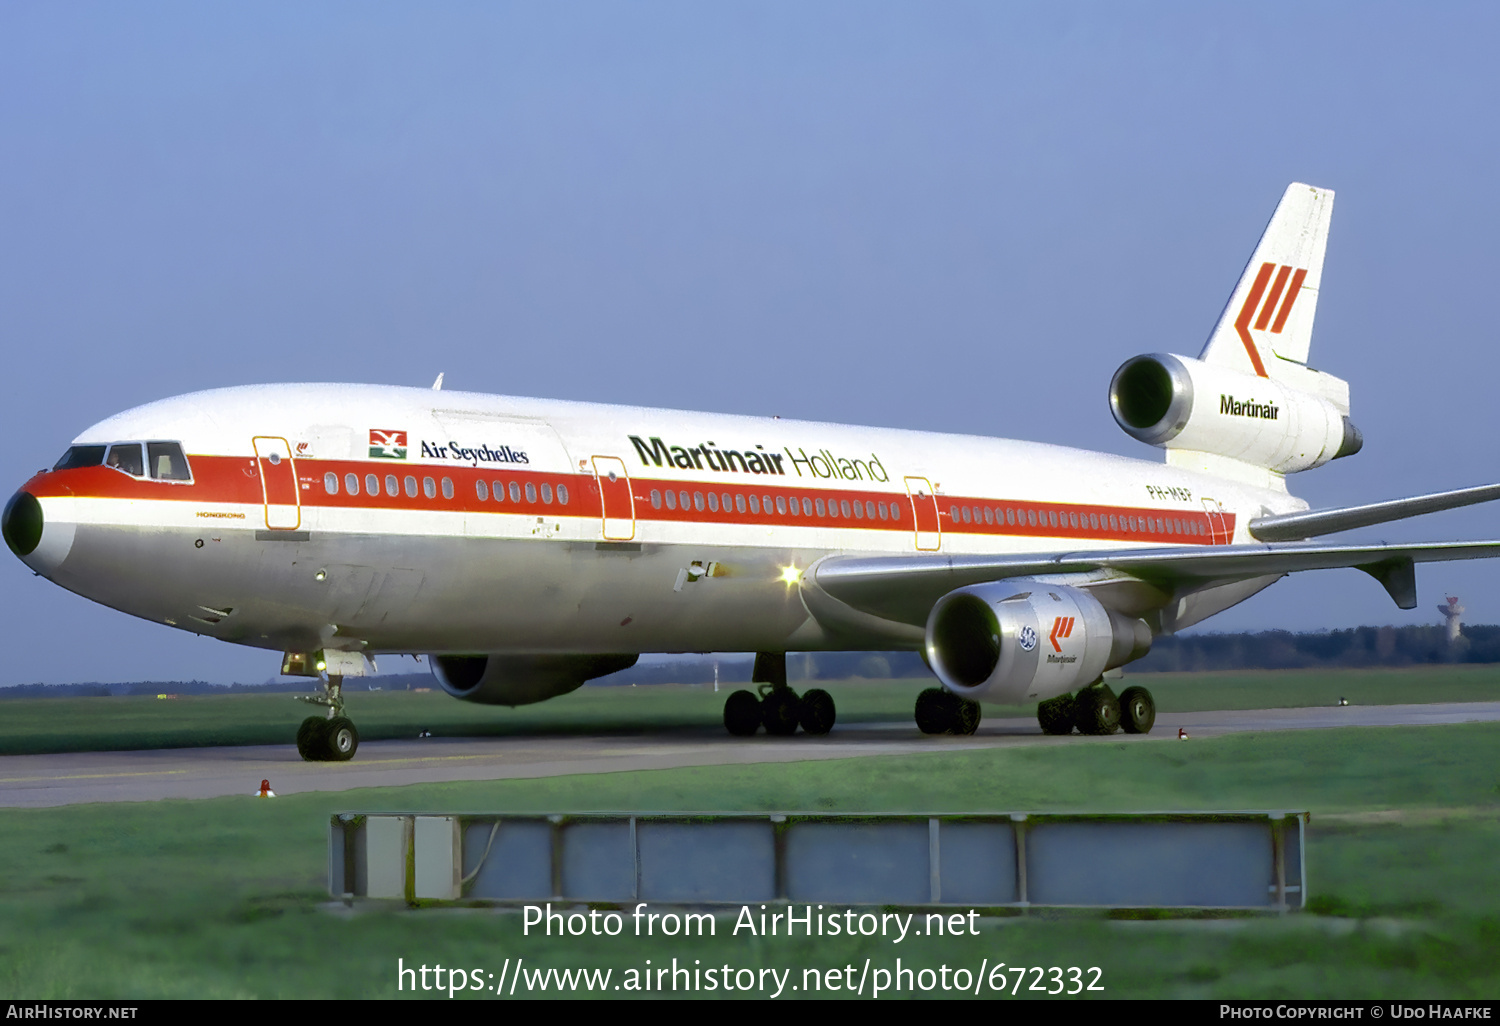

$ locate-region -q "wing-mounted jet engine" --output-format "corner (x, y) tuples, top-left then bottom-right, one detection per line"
(430, 653), (640, 706)
(922, 581), (1153, 736)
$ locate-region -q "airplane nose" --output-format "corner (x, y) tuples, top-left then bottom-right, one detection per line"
(2, 490), (43, 558)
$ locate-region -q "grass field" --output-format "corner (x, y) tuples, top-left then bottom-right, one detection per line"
(3, 663), (1499, 756)
(1, 706), (1499, 998)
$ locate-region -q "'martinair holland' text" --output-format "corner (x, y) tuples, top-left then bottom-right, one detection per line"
(628, 436), (891, 483)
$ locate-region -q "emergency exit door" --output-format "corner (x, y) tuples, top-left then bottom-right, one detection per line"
(252, 436), (301, 530)
(904, 476), (941, 551)
(592, 456), (636, 541)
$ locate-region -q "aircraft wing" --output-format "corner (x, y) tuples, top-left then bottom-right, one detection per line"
(810, 539), (1500, 624)
(1248, 482), (1500, 542)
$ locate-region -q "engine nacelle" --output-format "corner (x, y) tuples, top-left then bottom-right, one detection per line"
(1109, 353), (1361, 474)
(924, 582), (1151, 704)
(430, 653), (639, 706)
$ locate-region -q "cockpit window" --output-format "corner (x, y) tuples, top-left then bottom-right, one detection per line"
(54, 445), (107, 471)
(105, 443), (145, 477)
(147, 441), (191, 481)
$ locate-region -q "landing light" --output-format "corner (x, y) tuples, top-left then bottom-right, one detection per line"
(779, 565), (802, 585)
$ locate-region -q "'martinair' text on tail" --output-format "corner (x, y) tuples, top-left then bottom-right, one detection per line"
(1108, 182), (1362, 489)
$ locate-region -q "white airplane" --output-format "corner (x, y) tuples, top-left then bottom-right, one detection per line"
(6, 183), (1500, 762)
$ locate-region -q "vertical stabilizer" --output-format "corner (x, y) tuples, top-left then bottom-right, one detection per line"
(1200, 183), (1333, 378)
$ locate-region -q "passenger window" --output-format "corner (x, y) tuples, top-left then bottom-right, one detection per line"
(324, 472), (338, 494)
(959, 506), (969, 523)
(510, 481), (522, 503)
(775, 496), (786, 515)
(54, 445), (107, 470)
(724, 493), (734, 512)
(708, 493), (719, 512)
(889, 502), (901, 521)
(679, 490), (690, 510)
(405, 476), (418, 498)
(651, 489), (662, 509)
(385, 475), (398, 497)
(105, 443), (145, 477)
(748, 495), (759, 514)
(558, 484), (569, 505)
(423, 477), (436, 499)
(761, 494), (772, 513)
(693, 492), (705, 511)
(442, 477), (454, 500)
(492, 481), (505, 502)
(476, 480), (489, 501)
(815, 498), (826, 517)
(541, 483), (553, 504)
(802, 498), (813, 516)
(736, 494), (746, 514)
(366, 474), (379, 496)
(665, 490), (676, 510)
(525, 482), (537, 503)
(146, 442), (192, 481)
(879, 502), (888, 521)
(788, 497), (798, 517)
(346, 474), (359, 495)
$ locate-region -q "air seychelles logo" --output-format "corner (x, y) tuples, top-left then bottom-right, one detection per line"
(369, 429), (408, 459)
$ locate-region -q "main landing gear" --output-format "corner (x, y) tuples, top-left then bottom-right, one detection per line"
(722, 653), (837, 737)
(914, 688), (982, 735)
(1036, 682), (1156, 736)
(295, 673), (361, 762)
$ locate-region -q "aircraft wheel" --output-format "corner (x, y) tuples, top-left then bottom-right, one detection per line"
(1119, 686), (1156, 734)
(1074, 685), (1121, 736)
(1037, 694), (1074, 735)
(762, 689), (802, 736)
(914, 687), (952, 734)
(297, 717), (330, 761)
(325, 717), (360, 761)
(799, 689), (836, 735)
(723, 690), (762, 736)
(952, 698), (981, 735)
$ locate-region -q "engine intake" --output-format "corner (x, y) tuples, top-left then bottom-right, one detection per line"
(1109, 353), (1361, 473)
(925, 582), (1150, 704)
(430, 653), (639, 706)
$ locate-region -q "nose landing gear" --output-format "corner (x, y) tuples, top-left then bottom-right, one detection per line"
(295, 673), (361, 761)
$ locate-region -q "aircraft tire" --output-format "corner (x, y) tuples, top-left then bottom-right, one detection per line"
(1037, 694), (1074, 735)
(762, 689), (802, 736)
(1074, 686), (1121, 736)
(325, 717), (360, 761)
(296, 717), (330, 761)
(723, 690), (762, 736)
(953, 697), (982, 736)
(1119, 686), (1156, 734)
(914, 687), (952, 735)
(799, 689), (836, 735)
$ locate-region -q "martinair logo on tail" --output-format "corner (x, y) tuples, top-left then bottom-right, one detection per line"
(1049, 616), (1076, 652)
(369, 430), (408, 460)
(1234, 262), (1307, 378)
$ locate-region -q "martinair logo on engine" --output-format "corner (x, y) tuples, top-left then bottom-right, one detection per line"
(1048, 616), (1075, 653)
(369, 429), (407, 459)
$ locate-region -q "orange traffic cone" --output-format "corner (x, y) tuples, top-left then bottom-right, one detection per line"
(255, 779), (277, 797)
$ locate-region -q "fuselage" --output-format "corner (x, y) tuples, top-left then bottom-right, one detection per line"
(8, 383), (1306, 659)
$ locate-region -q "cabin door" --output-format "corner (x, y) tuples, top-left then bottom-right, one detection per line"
(904, 476), (942, 551)
(252, 436), (301, 530)
(592, 456), (636, 541)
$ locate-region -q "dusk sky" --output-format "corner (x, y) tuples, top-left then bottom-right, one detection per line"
(4, 3), (1499, 685)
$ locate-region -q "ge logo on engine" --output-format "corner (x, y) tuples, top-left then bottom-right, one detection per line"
(1018, 625), (1038, 652)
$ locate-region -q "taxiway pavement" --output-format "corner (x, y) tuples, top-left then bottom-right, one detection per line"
(3, 701), (1498, 808)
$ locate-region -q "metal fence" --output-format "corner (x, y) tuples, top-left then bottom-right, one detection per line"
(329, 811), (1305, 911)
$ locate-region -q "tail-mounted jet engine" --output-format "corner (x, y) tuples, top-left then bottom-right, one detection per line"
(1109, 353), (1361, 473)
(430, 653), (639, 707)
(924, 582), (1151, 705)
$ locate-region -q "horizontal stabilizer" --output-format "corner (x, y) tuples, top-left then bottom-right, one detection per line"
(1248, 483), (1500, 542)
